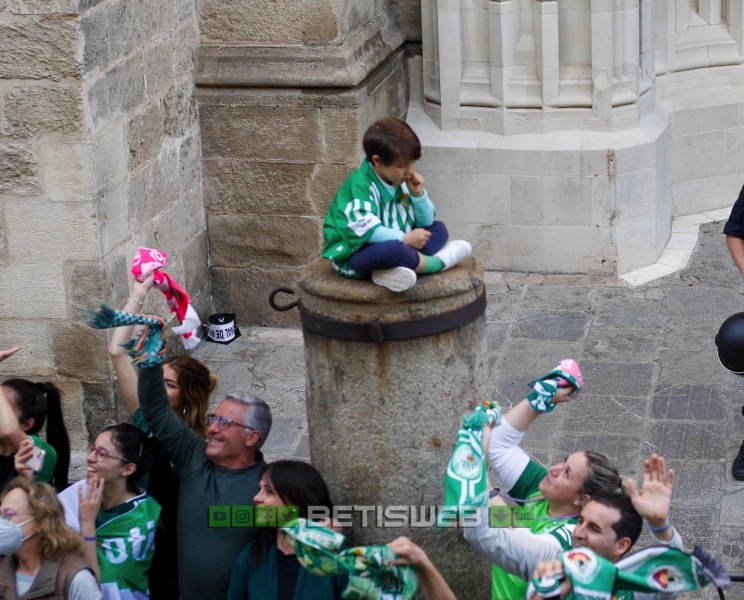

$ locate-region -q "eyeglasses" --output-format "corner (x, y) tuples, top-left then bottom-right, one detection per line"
(206, 414), (253, 431)
(87, 444), (129, 463)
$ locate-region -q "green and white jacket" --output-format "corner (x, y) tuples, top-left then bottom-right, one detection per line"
(322, 160), (436, 277)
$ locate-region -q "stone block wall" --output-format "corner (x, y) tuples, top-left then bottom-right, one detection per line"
(201, 51), (410, 327)
(0, 2), (95, 469)
(80, 0), (207, 436)
(0, 0), (206, 474)
(197, 0), (411, 327)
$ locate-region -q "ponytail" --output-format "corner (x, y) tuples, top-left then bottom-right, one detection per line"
(37, 383), (69, 492)
(2, 379), (71, 493)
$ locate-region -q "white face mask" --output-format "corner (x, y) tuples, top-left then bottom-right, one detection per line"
(0, 517), (34, 556)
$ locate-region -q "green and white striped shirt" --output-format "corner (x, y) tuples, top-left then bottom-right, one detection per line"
(322, 160), (435, 277)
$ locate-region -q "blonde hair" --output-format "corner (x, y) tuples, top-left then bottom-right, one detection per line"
(2, 478), (83, 559)
(581, 450), (622, 498)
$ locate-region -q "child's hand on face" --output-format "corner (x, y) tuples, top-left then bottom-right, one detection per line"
(407, 171), (425, 197)
(403, 228), (431, 250)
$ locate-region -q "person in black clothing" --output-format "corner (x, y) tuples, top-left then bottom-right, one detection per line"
(227, 460), (348, 600)
(723, 184), (744, 481)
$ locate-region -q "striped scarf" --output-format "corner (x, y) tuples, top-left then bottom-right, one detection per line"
(86, 305), (166, 367)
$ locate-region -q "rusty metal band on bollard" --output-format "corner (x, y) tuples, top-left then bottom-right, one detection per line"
(269, 287), (487, 343)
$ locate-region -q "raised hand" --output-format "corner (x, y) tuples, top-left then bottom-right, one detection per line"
(626, 454), (675, 528)
(13, 439), (35, 481)
(552, 386), (578, 404)
(531, 560), (571, 600)
(407, 171), (425, 197)
(79, 477), (104, 531)
(131, 272), (156, 299)
(389, 536), (427, 566)
(0, 346), (21, 363)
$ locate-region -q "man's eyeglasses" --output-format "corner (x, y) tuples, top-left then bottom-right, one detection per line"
(87, 444), (129, 463)
(206, 414), (253, 431)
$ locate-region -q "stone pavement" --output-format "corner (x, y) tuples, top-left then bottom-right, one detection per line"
(192, 220), (744, 599)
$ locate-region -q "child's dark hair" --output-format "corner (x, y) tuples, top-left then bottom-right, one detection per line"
(250, 461), (333, 567)
(101, 424), (154, 493)
(362, 117), (422, 166)
(2, 379), (70, 493)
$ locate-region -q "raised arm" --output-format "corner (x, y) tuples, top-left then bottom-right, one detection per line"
(0, 352), (28, 453)
(505, 386), (575, 432)
(463, 507), (563, 580)
(78, 477), (104, 581)
(0, 346), (21, 363)
(138, 363), (202, 472)
(388, 537), (456, 600)
(0, 396), (26, 452)
(488, 387), (576, 489)
(108, 276), (155, 414)
(625, 454), (677, 544)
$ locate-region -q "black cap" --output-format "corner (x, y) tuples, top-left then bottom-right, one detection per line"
(715, 313), (744, 374)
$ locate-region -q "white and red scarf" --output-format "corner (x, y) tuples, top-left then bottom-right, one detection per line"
(131, 247), (201, 350)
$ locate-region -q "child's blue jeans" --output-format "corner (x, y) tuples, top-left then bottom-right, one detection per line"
(348, 221), (448, 275)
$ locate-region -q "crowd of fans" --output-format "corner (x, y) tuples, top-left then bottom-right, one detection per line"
(0, 117), (731, 599)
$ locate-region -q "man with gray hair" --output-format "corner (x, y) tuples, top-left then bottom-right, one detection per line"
(138, 363), (272, 600)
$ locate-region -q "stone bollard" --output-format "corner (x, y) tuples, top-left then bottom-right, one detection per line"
(286, 256), (490, 597)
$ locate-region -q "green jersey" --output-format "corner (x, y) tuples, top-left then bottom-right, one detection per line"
(492, 461), (577, 600)
(58, 482), (161, 600)
(96, 494), (161, 600)
(322, 160), (422, 277)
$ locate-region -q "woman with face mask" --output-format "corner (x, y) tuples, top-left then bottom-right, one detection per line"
(0, 478), (101, 599)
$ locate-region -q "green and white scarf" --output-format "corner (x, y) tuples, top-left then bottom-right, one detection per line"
(281, 519), (418, 600)
(526, 366), (582, 413)
(531, 545), (730, 600)
(439, 401), (501, 524)
(86, 304), (166, 367)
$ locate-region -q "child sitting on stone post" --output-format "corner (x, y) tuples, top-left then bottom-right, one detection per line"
(322, 117), (472, 292)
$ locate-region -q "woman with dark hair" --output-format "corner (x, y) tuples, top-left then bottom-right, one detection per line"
(57, 424), (161, 600)
(0, 346), (70, 493)
(107, 274), (216, 598)
(227, 460), (348, 600)
(0, 478), (101, 599)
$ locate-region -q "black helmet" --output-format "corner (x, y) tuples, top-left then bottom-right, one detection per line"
(715, 313), (744, 374)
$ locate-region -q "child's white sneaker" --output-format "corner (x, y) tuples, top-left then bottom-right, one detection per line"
(371, 267), (417, 292)
(434, 240), (472, 270)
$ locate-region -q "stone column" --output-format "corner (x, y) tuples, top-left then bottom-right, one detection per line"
(592, 0), (614, 116)
(489, 0), (520, 106)
(639, 0), (656, 92)
(535, 0), (560, 105)
(301, 258), (490, 597)
(728, 0), (744, 53)
(699, 0), (722, 23)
